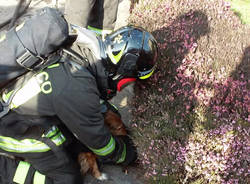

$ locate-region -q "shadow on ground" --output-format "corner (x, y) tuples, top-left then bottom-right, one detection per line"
(0, 0), (145, 183)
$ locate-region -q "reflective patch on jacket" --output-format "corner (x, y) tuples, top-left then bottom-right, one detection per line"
(89, 136), (115, 156)
(2, 70), (54, 109)
(0, 126), (65, 153)
(13, 161), (46, 184)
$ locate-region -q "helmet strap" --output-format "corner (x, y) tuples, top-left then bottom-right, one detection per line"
(117, 78), (136, 91)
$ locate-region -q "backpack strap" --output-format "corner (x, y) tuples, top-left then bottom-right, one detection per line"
(0, 53), (61, 119)
(8, 29), (46, 70)
(39, 136), (69, 162)
(0, 48), (89, 119)
(60, 48), (88, 66)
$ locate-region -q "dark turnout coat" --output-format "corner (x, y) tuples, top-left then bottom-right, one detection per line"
(1, 28), (123, 160)
(0, 29), (133, 184)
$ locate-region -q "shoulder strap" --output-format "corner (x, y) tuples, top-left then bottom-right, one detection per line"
(59, 48), (97, 79)
(60, 48), (88, 66)
(0, 48), (92, 119)
(8, 28), (46, 70)
(0, 53), (61, 119)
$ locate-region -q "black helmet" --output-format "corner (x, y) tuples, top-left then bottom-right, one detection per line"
(101, 26), (158, 82)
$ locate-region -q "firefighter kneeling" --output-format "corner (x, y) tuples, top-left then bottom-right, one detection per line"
(0, 25), (158, 184)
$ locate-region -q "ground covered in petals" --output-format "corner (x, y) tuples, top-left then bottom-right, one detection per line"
(128, 0), (250, 183)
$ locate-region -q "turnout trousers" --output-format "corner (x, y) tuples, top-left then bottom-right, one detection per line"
(0, 112), (83, 184)
(64, 0), (119, 31)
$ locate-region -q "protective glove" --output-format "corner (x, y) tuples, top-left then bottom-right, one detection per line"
(116, 135), (138, 166)
(97, 135), (137, 166)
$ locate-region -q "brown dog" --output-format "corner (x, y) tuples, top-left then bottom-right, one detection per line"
(78, 109), (127, 180)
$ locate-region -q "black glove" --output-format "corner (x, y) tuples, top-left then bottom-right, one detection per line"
(97, 135), (137, 166)
(117, 135), (138, 166)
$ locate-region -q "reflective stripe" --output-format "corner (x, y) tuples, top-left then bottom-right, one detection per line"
(107, 44), (126, 64)
(2, 70), (53, 109)
(110, 103), (118, 111)
(139, 68), (155, 79)
(15, 22), (25, 32)
(2, 76), (41, 109)
(0, 136), (51, 153)
(87, 25), (112, 35)
(50, 132), (66, 146)
(33, 171), (46, 184)
(43, 125), (59, 138)
(116, 143), (126, 164)
(90, 136), (115, 156)
(47, 63), (60, 69)
(0, 34), (6, 42)
(2, 90), (13, 104)
(13, 161), (30, 184)
(100, 100), (118, 110)
(0, 126), (66, 153)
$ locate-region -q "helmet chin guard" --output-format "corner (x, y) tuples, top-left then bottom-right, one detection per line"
(117, 78), (136, 91)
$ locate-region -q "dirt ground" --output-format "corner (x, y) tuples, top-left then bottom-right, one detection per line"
(0, 0), (145, 183)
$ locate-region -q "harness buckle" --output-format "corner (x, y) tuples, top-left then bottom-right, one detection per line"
(16, 48), (45, 70)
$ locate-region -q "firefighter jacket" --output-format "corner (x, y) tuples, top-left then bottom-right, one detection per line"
(0, 28), (128, 164)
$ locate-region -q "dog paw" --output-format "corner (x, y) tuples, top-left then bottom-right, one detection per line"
(97, 173), (109, 181)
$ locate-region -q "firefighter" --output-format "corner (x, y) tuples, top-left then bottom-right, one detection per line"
(0, 25), (158, 184)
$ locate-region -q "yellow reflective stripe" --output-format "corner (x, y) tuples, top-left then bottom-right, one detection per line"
(116, 143), (126, 164)
(2, 70), (54, 108)
(43, 125), (66, 146)
(43, 125), (59, 138)
(33, 171), (46, 184)
(90, 136), (115, 156)
(0, 135), (51, 153)
(110, 103), (118, 110)
(3, 77), (41, 109)
(0, 127), (66, 153)
(2, 90), (14, 107)
(107, 44), (126, 64)
(0, 34), (6, 42)
(139, 68), (155, 79)
(87, 25), (112, 35)
(100, 100), (118, 110)
(50, 132), (66, 146)
(47, 63), (60, 69)
(13, 161), (30, 184)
